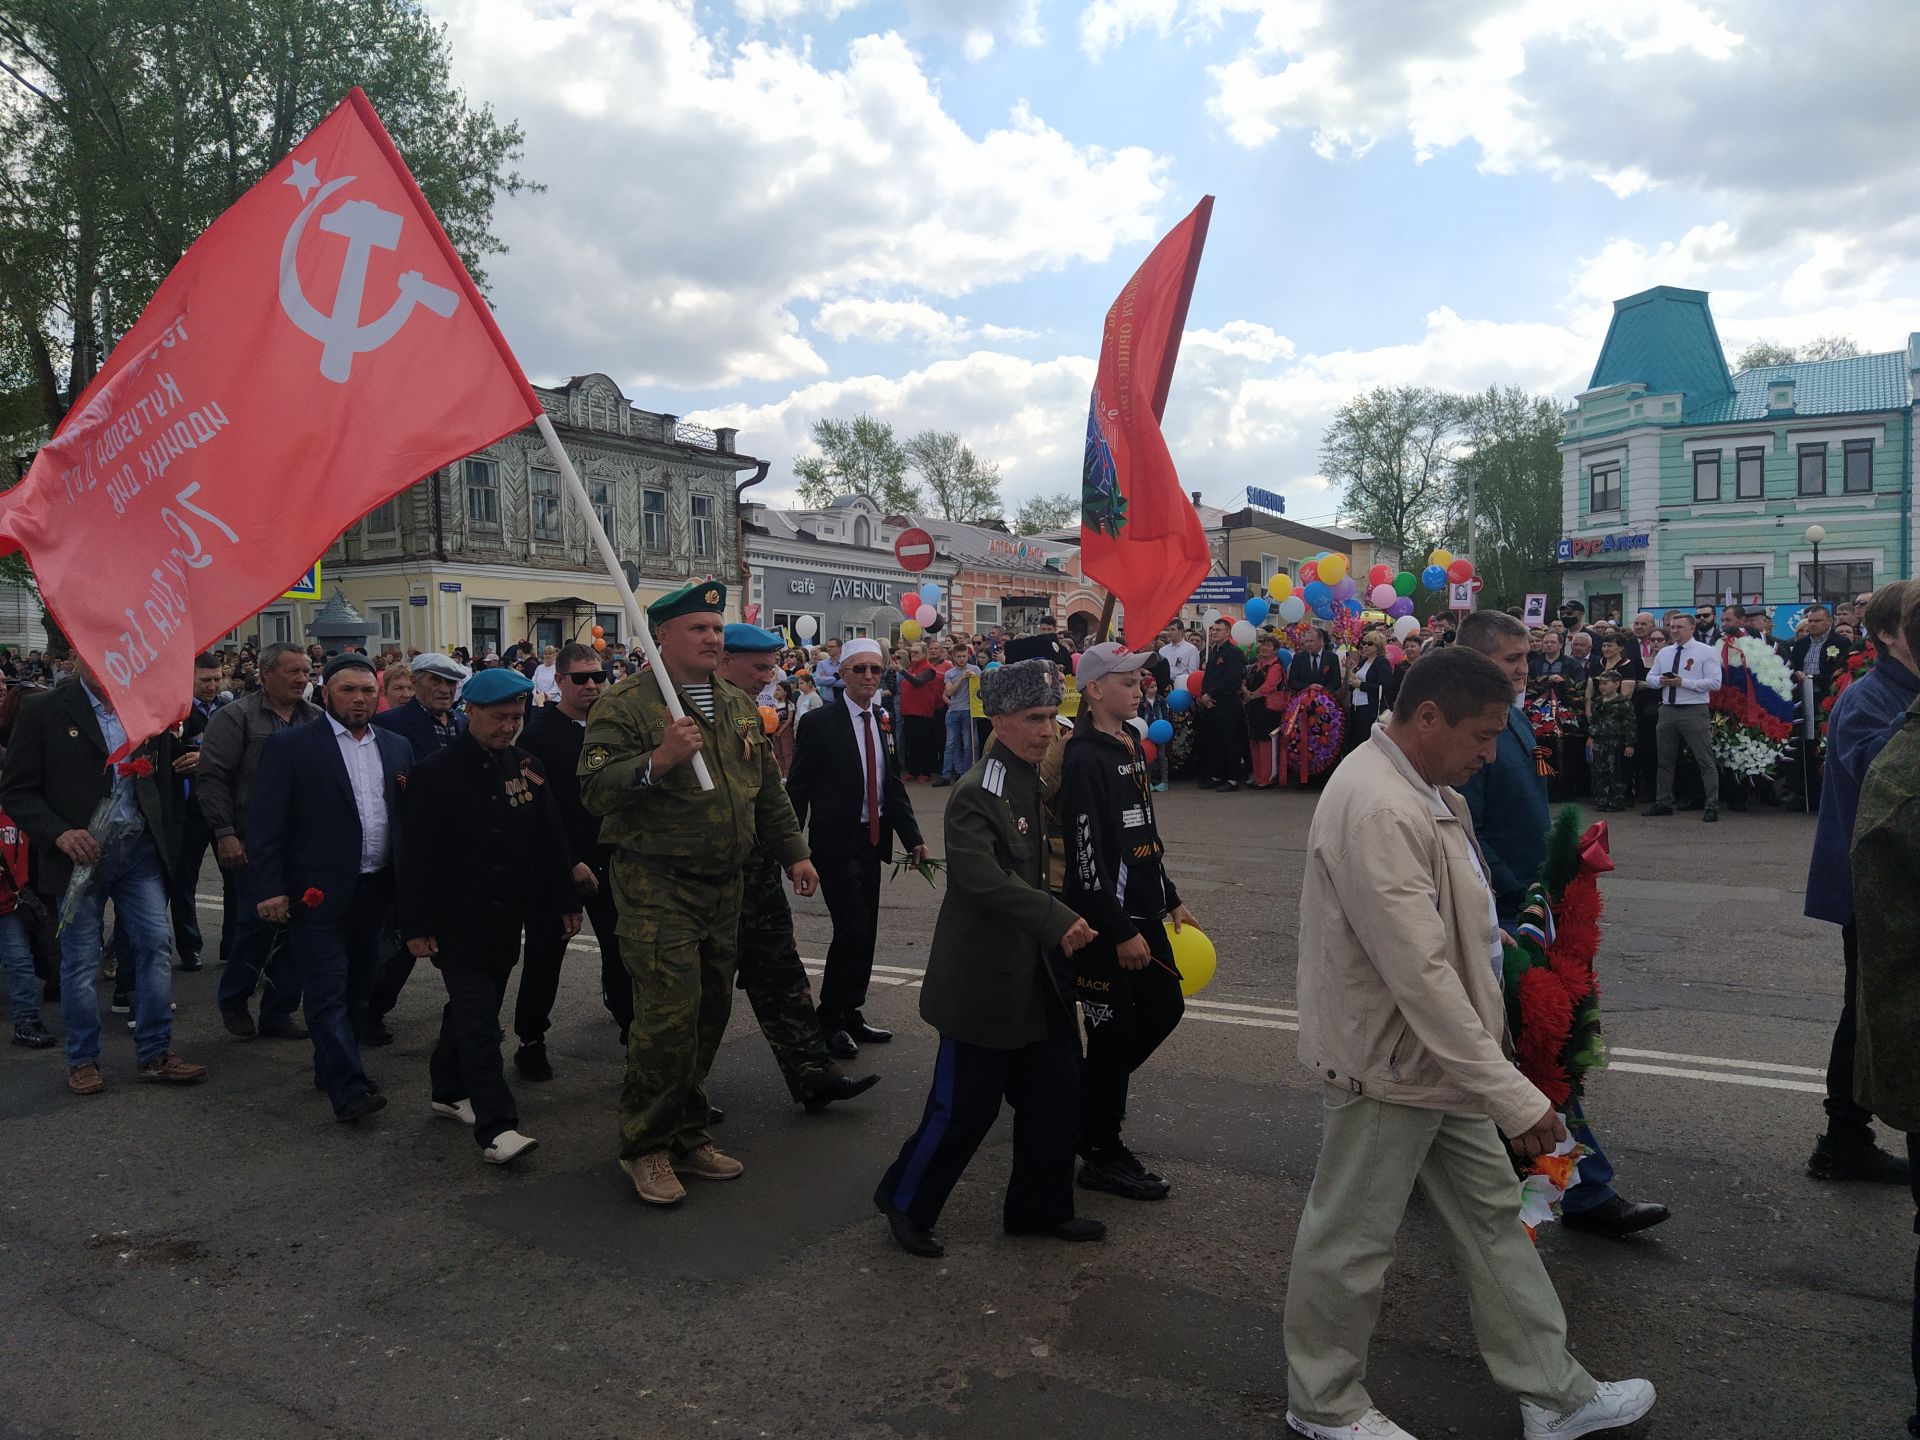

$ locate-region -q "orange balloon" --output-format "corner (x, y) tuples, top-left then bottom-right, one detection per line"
(591, 625), (605, 638)
(592, 637), (607, 652)
(758, 704), (779, 734)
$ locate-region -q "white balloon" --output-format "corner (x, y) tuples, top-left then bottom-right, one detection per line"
(1127, 715), (1148, 737)
(794, 616), (818, 640)
(1204, 609), (1223, 627)
(1392, 615), (1419, 640)
(1231, 619), (1257, 646)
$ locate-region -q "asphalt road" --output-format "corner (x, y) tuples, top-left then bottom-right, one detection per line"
(1, 785), (1909, 1440)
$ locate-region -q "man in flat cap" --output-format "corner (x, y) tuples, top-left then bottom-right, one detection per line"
(399, 666), (579, 1165)
(787, 635), (926, 1056)
(581, 582), (818, 1206)
(718, 623), (879, 1113)
(875, 658), (1100, 1257)
(247, 653), (411, 1122)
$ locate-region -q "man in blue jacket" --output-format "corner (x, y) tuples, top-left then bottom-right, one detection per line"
(1803, 579), (1920, 1184)
(1457, 610), (1670, 1238)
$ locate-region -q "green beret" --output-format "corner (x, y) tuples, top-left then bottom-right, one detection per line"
(647, 580), (727, 625)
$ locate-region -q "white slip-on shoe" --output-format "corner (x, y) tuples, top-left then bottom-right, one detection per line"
(1286, 1408), (1419, 1439)
(431, 1099), (476, 1125)
(482, 1130), (538, 1165)
(1520, 1378), (1656, 1439)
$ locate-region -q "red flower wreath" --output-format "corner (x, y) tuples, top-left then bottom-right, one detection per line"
(115, 757), (155, 779)
(301, 887), (325, 908)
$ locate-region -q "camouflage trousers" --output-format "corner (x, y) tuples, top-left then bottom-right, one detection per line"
(615, 861), (743, 1160)
(1589, 704), (1636, 809)
(738, 852), (839, 1103)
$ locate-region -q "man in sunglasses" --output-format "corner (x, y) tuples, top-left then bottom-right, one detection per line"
(512, 642), (634, 1079)
(1693, 605), (1722, 645)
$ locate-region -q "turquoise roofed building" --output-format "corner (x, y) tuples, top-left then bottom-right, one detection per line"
(1557, 286), (1920, 620)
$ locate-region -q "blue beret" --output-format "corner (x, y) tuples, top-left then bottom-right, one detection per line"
(460, 667), (533, 707)
(724, 623), (785, 653)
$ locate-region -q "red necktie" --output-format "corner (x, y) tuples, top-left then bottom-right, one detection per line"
(861, 709), (881, 847)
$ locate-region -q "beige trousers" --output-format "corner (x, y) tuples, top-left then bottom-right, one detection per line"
(1282, 1083), (1597, 1425)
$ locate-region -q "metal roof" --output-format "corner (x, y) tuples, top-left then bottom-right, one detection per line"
(1588, 286), (1734, 406)
(1685, 350), (1911, 423)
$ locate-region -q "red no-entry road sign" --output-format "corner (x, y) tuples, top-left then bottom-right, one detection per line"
(894, 527), (934, 572)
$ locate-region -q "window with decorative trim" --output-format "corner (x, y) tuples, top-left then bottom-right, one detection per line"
(1800, 561), (1873, 604)
(1844, 440), (1874, 495)
(1589, 464), (1621, 513)
(530, 467), (561, 541)
(1694, 566), (1764, 607)
(364, 498), (398, 535)
(464, 458), (500, 530)
(642, 489), (668, 552)
(691, 493), (715, 558)
(1797, 443), (1828, 497)
(1692, 451), (1721, 502)
(1735, 448), (1765, 500)
(589, 477), (614, 539)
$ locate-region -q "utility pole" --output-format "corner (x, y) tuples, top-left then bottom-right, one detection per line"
(1464, 462), (1476, 565)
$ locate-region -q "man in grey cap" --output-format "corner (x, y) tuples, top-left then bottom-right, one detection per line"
(875, 658), (1100, 1258)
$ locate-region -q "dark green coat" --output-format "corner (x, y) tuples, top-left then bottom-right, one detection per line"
(1850, 695), (1920, 1131)
(918, 739), (1080, 1049)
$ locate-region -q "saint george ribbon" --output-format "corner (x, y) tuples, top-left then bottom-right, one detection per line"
(0, 88), (541, 761)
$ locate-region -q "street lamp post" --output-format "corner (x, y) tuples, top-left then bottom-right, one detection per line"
(1805, 524), (1827, 605)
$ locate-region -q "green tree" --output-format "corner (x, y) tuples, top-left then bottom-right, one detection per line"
(904, 429), (1001, 523)
(1013, 490), (1076, 535)
(1446, 386), (1565, 612)
(1734, 335), (1861, 371)
(793, 415), (919, 512)
(0, 0), (537, 429)
(1800, 334), (1862, 362)
(1320, 385), (1464, 566)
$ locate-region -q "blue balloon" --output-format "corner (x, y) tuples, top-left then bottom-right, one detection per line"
(918, 581), (942, 606)
(1244, 596), (1269, 625)
(1421, 564), (1447, 590)
(1312, 600), (1335, 620)
(985, 661), (1001, 670)
(1275, 648), (1293, 668)
(1147, 718), (1174, 744)
(1167, 687), (1194, 712)
(1303, 580), (1332, 606)
(1344, 598), (1363, 615)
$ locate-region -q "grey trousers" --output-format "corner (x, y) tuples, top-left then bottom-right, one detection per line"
(1655, 702), (1718, 808)
(1283, 1085), (1596, 1426)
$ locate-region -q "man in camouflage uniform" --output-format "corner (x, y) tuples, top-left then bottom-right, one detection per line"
(717, 624), (878, 1114)
(580, 584), (819, 1207)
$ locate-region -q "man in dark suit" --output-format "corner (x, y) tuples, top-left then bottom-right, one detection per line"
(1, 655), (205, 1094)
(787, 636), (926, 1056)
(247, 655), (409, 1123)
(512, 642), (632, 1077)
(1286, 625), (1341, 693)
(1790, 604), (1853, 700)
(398, 667), (580, 1164)
(167, 653), (225, 970)
(875, 659), (1099, 1257)
(1195, 616), (1248, 790)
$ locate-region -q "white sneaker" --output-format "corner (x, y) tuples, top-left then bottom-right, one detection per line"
(431, 1099), (476, 1125)
(1520, 1379), (1656, 1439)
(482, 1130), (538, 1165)
(1286, 1409), (1418, 1439)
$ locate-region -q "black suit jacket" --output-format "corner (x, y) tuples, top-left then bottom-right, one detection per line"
(0, 680), (176, 895)
(1288, 649), (1342, 692)
(517, 706), (607, 869)
(787, 696), (923, 857)
(246, 717), (410, 925)
(370, 696), (466, 764)
(1789, 631), (1854, 693)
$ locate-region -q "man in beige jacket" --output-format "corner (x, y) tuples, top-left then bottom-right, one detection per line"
(1282, 647), (1654, 1440)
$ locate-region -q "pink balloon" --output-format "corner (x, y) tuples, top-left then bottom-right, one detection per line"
(1369, 583), (1397, 608)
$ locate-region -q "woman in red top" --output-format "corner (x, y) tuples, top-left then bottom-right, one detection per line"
(896, 642), (943, 780)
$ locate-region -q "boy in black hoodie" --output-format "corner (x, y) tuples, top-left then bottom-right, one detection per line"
(1059, 641), (1198, 1201)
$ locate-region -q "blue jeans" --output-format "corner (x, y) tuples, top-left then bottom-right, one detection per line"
(1559, 1094), (1619, 1214)
(942, 705), (974, 779)
(60, 832), (174, 1065)
(289, 870), (389, 1113)
(215, 861), (301, 1024)
(1, 910), (39, 1023)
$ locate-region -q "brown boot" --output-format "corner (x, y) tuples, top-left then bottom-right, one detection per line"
(67, 1062), (104, 1096)
(621, 1150), (685, 1206)
(674, 1143), (744, 1181)
(137, 1051), (207, 1084)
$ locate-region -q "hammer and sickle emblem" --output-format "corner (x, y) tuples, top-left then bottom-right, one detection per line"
(279, 174), (459, 383)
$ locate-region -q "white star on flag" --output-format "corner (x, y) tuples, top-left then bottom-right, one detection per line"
(284, 157), (320, 200)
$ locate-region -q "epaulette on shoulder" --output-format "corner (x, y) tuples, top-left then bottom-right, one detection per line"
(982, 757), (1006, 797)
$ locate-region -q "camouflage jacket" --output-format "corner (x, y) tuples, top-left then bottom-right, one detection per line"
(579, 668), (807, 878)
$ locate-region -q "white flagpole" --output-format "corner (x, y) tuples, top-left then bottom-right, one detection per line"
(535, 413), (714, 791)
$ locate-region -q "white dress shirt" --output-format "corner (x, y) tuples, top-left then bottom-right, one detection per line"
(1647, 638), (1723, 705)
(843, 692), (885, 824)
(1160, 640), (1201, 678)
(532, 663), (560, 701)
(328, 714), (391, 873)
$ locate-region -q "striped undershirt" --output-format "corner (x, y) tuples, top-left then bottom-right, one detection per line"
(681, 682), (716, 722)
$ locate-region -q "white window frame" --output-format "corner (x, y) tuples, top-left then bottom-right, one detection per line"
(589, 477), (615, 539)
(642, 488), (669, 553)
(691, 493), (716, 558)
(973, 600), (1001, 628)
(464, 458), (501, 531)
(367, 603), (403, 646)
(530, 466), (562, 542)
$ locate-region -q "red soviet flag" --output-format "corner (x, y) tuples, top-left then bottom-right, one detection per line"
(1079, 196), (1214, 647)
(0, 88), (541, 759)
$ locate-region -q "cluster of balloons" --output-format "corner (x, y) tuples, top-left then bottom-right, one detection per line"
(898, 580), (943, 642)
(590, 623), (608, 654)
(1418, 548), (1476, 592)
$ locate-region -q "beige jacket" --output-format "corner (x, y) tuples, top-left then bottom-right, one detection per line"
(1297, 725), (1549, 1138)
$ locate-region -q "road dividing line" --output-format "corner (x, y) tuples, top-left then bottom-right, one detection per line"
(1607, 1061), (1826, 1094)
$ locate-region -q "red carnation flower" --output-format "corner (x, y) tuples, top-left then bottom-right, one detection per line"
(115, 757), (155, 779)
(301, 887), (325, 908)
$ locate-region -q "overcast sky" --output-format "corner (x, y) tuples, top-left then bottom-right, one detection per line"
(427, 0), (1920, 528)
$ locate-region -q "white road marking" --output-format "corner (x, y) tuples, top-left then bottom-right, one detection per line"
(1607, 1061), (1826, 1095)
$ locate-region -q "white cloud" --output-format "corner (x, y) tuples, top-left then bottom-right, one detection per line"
(427, 0), (1167, 389)
(908, 0), (1044, 58)
(812, 298), (1040, 348)
(733, 0), (867, 23)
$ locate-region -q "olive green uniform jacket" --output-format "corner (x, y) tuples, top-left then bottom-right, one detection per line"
(918, 739), (1081, 1050)
(1850, 695), (1920, 1132)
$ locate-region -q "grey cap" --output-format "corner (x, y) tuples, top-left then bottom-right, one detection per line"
(410, 653), (471, 683)
(981, 658), (1064, 716)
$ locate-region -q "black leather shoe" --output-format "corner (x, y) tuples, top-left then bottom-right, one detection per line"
(804, 1073), (880, 1113)
(1560, 1195), (1671, 1238)
(1702, 806), (1718, 823)
(336, 1091), (388, 1123)
(513, 1041), (554, 1082)
(848, 1019), (893, 1044)
(1078, 1153), (1170, 1201)
(885, 1208), (944, 1258)
(1808, 1140), (1912, 1183)
(357, 1019), (394, 1048)
(221, 1008), (257, 1039)
(1006, 1216), (1107, 1242)
(1640, 804), (1674, 817)
(824, 1029), (859, 1059)
(258, 1020), (309, 1041)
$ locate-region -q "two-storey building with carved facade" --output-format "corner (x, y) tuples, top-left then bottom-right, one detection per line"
(240, 373), (763, 656)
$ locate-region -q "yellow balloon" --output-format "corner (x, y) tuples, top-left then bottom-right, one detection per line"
(1318, 553), (1349, 585)
(900, 619), (923, 641)
(1429, 548), (1453, 569)
(1267, 574), (1293, 601)
(1163, 920), (1217, 998)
